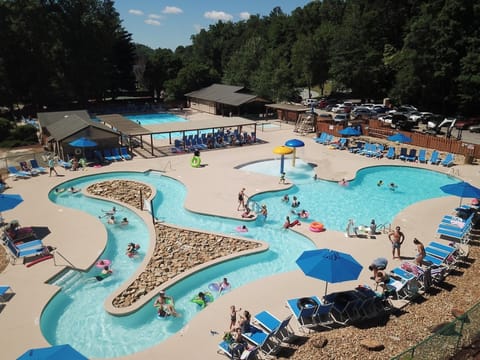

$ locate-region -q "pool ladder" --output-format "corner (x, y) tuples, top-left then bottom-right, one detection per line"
(376, 223), (392, 234)
(50, 269), (83, 289)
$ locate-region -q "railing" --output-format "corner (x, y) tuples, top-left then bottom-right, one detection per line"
(391, 301), (480, 359)
(376, 222), (391, 234)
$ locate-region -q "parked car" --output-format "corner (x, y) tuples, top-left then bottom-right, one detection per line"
(302, 98), (318, 107)
(333, 114), (349, 123)
(317, 113), (333, 121)
(469, 124), (480, 133)
(351, 107), (376, 119)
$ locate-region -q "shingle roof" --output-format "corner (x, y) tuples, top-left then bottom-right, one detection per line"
(185, 84), (262, 106)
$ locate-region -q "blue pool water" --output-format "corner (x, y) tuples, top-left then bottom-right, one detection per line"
(40, 165), (458, 358)
(125, 113), (211, 140)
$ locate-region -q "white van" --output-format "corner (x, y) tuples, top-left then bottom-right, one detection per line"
(302, 98), (318, 107)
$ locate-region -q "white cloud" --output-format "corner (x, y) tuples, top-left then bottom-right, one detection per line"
(145, 19), (161, 26)
(239, 12), (251, 20)
(204, 11), (233, 22)
(128, 9), (144, 16)
(162, 6), (183, 15)
(148, 14), (162, 20)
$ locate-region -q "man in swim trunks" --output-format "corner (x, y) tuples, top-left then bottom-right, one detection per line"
(389, 226), (405, 259)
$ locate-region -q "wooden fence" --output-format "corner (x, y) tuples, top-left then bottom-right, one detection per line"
(316, 119), (480, 161)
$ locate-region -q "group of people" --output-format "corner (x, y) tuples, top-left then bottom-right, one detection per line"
(345, 219), (377, 237)
(377, 180), (398, 191)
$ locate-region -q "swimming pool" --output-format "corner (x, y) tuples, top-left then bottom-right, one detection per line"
(40, 165), (458, 358)
(125, 113), (211, 140)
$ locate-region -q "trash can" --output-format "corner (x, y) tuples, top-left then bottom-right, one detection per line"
(464, 155), (474, 164)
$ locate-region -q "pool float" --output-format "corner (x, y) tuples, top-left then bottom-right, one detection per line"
(209, 282), (231, 293)
(235, 226), (248, 233)
(191, 156), (201, 168)
(191, 291), (214, 308)
(284, 219), (301, 228)
(309, 222), (325, 232)
(95, 259), (111, 268)
(299, 211), (309, 219)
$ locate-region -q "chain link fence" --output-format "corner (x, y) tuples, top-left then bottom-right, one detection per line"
(392, 301), (480, 359)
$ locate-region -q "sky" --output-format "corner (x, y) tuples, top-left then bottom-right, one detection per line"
(114, 0), (312, 50)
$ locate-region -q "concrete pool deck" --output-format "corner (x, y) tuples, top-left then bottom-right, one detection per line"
(0, 116), (477, 359)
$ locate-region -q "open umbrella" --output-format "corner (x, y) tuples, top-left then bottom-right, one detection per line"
(273, 146), (293, 174)
(69, 137), (97, 158)
(17, 344), (88, 360)
(0, 194), (23, 212)
(339, 127), (360, 136)
(440, 181), (480, 205)
(387, 133), (412, 143)
(285, 139), (305, 167)
(296, 249), (363, 295)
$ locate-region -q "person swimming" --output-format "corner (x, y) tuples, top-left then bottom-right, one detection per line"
(377, 180), (384, 187)
(389, 182), (398, 191)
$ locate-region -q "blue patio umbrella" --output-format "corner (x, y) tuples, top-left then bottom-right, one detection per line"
(296, 249), (363, 295)
(339, 127), (360, 136)
(0, 193), (23, 212)
(69, 137), (97, 148)
(387, 133), (412, 143)
(440, 181), (480, 205)
(284, 139), (305, 167)
(17, 344), (88, 360)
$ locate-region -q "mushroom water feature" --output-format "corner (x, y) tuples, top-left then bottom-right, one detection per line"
(285, 139), (305, 167)
(273, 145), (294, 174)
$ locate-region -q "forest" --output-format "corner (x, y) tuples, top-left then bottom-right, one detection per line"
(1, 0), (479, 116)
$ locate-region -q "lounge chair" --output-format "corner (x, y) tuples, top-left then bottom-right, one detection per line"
(19, 161), (39, 176)
(405, 148), (417, 162)
(217, 340), (254, 359)
(398, 147), (408, 161)
(111, 148), (124, 161)
(386, 146), (396, 159)
(29, 159), (47, 173)
(395, 263), (435, 292)
(441, 153), (455, 167)
(57, 159), (72, 169)
(0, 285), (12, 302)
(323, 292), (362, 325)
(253, 311), (296, 344)
(5, 238), (47, 264)
(242, 326), (282, 358)
(120, 147), (132, 160)
(103, 149), (117, 162)
(429, 150), (441, 165)
(348, 141), (364, 153)
(332, 138), (347, 150)
(418, 149), (427, 163)
(386, 270), (421, 301)
(7, 166), (31, 179)
(286, 296), (323, 332)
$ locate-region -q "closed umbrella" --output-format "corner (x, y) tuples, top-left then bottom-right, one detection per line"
(387, 133), (412, 143)
(296, 249), (363, 295)
(17, 344), (88, 360)
(0, 194), (23, 212)
(440, 181), (480, 205)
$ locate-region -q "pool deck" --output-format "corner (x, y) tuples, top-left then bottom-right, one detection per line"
(0, 115), (477, 359)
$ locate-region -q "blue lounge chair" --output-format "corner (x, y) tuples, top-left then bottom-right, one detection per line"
(398, 147), (408, 161)
(349, 141), (364, 153)
(5, 238), (46, 264)
(429, 150), (441, 165)
(57, 159), (72, 169)
(217, 340), (251, 359)
(333, 138), (347, 150)
(441, 153), (455, 167)
(385, 271), (421, 301)
(253, 311), (296, 343)
(19, 161), (39, 176)
(405, 148), (417, 162)
(111, 148), (124, 161)
(418, 149), (427, 163)
(7, 166), (31, 179)
(286, 296), (323, 332)
(29, 159), (47, 173)
(242, 326), (282, 358)
(386, 147), (396, 159)
(0, 285), (12, 302)
(103, 149), (117, 162)
(120, 147), (132, 160)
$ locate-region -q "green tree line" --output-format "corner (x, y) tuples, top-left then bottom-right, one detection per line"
(1, 0), (479, 116)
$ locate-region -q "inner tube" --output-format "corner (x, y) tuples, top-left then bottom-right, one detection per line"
(235, 226), (248, 232)
(208, 283), (220, 292)
(191, 156), (201, 168)
(95, 259), (111, 268)
(299, 211), (309, 219)
(191, 292), (214, 308)
(309, 222), (325, 232)
(297, 297), (319, 310)
(74, 148), (82, 155)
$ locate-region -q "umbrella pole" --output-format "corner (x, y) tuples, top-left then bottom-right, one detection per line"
(292, 148), (296, 167)
(325, 281), (328, 296)
(280, 155), (285, 174)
